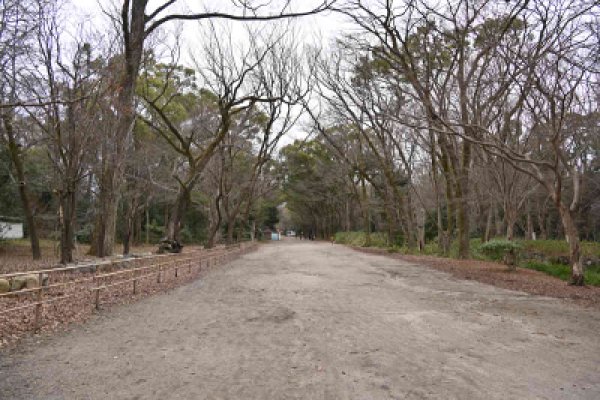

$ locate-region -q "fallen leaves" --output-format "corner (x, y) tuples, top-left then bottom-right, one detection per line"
(0, 245), (256, 348)
(352, 247), (600, 308)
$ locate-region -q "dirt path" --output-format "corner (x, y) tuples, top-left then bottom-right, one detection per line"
(1, 241), (599, 399)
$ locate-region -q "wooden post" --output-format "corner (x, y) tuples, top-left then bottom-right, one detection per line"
(89, 272), (101, 310)
(175, 264), (178, 278)
(95, 288), (100, 310)
(157, 265), (162, 283)
(133, 269), (138, 295)
(34, 272), (43, 331)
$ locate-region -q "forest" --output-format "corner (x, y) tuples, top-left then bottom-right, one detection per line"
(1, 0), (599, 286)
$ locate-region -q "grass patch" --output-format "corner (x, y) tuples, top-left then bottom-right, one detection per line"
(335, 231), (388, 248)
(335, 231), (600, 286)
(522, 261), (600, 286)
(520, 239), (600, 258)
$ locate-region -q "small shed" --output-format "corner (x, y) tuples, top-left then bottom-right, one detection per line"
(0, 217), (24, 239)
(263, 228), (280, 241)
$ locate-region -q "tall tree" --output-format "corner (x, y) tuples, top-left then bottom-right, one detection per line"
(87, 0), (337, 256)
(0, 0), (47, 259)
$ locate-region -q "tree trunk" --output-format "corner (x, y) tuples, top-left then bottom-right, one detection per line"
(505, 208), (517, 241)
(226, 215), (236, 244)
(206, 222), (220, 249)
(558, 203), (585, 286)
(483, 203), (493, 242)
(383, 195), (396, 246)
(167, 185), (192, 242)
(454, 142), (471, 259)
(59, 189), (77, 264)
(456, 198), (470, 258)
(494, 205), (504, 237)
(206, 193), (222, 249)
(439, 148), (454, 256)
(416, 207), (426, 252)
(132, 210), (141, 245)
(504, 200), (518, 241)
(145, 204), (150, 244)
(90, 1), (147, 257)
(430, 142), (450, 253)
(2, 112), (41, 259)
(89, 169), (119, 257)
(535, 201), (547, 240)
(526, 206), (534, 240)
(360, 178), (371, 246)
(506, 222), (514, 241)
(345, 198), (351, 232)
(402, 194), (417, 249)
(122, 196), (138, 256)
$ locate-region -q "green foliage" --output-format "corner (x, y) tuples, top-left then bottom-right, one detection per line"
(334, 231), (387, 248)
(0, 147), (20, 216)
(0, 146), (54, 218)
(282, 139), (348, 234)
(521, 240), (600, 258)
(333, 230), (600, 284)
(523, 261), (600, 287)
(146, 221), (165, 235)
(137, 59), (208, 143)
(474, 16), (526, 48)
(75, 224), (93, 244)
(479, 239), (522, 262)
(182, 205), (208, 244)
(179, 227), (193, 243)
(261, 205), (279, 230)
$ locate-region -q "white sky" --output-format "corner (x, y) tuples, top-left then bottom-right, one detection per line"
(71, 0), (350, 144)
(73, 0), (347, 53)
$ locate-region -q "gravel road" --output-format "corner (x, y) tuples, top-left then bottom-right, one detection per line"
(1, 240), (599, 399)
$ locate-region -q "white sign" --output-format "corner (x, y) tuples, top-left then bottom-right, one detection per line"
(0, 222), (24, 239)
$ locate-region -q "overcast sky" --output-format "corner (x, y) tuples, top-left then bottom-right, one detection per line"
(70, 0), (350, 144)
(73, 0), (347, 53)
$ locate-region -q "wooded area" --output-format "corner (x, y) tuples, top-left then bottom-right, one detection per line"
(0, 0), (598, 285)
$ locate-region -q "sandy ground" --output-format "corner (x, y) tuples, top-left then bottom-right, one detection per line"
(1, 240), (599, 400)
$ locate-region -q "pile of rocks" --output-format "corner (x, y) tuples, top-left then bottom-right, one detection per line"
(0, 274), (49, 294)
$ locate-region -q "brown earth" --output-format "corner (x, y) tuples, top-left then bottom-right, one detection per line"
(1, 240), (599, 399)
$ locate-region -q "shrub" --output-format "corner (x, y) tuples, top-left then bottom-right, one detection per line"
(480, 239), (522, 269)
(179, 228), (193, 243)
(75, 224), (93, 244)
(334, 231), (387, 248)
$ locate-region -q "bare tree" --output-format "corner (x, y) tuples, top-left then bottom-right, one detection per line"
(424, 0), (598, 284)
(19, 7), (111, 264)
(86, 0), (337, 257)
(139, 22), (308, 243)
(0, 0), (49, 259)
